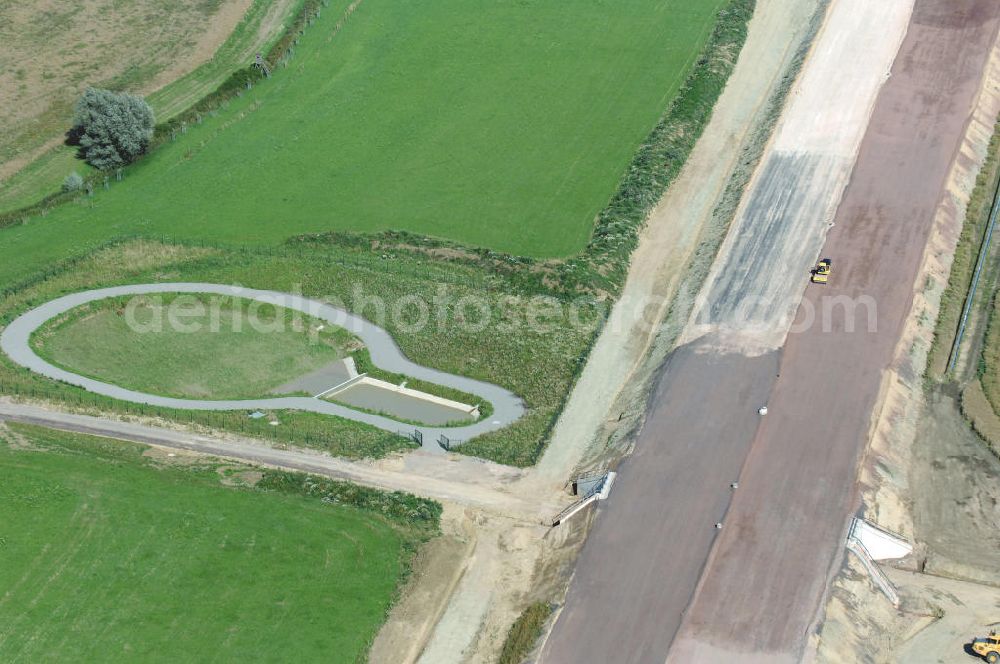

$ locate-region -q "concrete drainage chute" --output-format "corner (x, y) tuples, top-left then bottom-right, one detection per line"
(845, 517), (913, 607)
(550, 472), (616, 527)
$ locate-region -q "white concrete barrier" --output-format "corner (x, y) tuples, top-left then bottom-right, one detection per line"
(849, 518), (912, 561)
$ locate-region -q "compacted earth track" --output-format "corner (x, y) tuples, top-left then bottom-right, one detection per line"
(542, 0), (1000, 662)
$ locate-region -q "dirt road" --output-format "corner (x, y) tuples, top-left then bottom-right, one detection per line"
(670, 1), (1000, 661)
(540, 342), (778, 662)
(685, 0), (912, 353)
(0, 400), (558, 521)
(887, 568), (1000, 661)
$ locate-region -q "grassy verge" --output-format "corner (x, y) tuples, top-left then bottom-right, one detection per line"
(928, 114), (1000, 377)
(146, 0), (304, 120)
(961, 378), (1000, 457)
(979, 290), (1000, 415)
(498, 602), (553, 664)
(0, 421), (438, 661)
(923, 112), (1000, 454)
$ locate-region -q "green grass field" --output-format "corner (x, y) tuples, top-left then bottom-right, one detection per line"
(0, 0), (302, 213)
(32, 295), (356, 399)
(0, 0), (726, 285)
(0, 422), (435, 661)
(144, 0), (303, 121)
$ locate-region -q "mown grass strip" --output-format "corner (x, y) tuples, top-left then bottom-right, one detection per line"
(0, 0), (325, 227)
(147, 0), (306, 120)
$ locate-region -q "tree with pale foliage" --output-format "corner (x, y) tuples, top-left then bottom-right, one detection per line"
(70, 88), (155, 170)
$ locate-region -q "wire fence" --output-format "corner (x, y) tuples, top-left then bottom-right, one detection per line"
(947, 169), (1000, 374)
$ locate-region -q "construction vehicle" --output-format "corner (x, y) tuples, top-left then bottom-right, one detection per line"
(811, 258), (832, 284)
(971, 632), (1000, 662)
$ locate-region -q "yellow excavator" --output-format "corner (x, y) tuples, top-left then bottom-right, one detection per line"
(811, 258), (832, 284)
(972, 632), (1000, 662)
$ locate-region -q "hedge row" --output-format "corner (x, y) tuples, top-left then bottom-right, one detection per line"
(256, 469), (442, 528)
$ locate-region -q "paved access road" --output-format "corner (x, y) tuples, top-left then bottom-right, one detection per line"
(0, 283), (524, 450)
(542, 0), (1000, 662)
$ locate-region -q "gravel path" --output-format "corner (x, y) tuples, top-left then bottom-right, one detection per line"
(0, 400), (554, 519)
(0, 283), (525, 451)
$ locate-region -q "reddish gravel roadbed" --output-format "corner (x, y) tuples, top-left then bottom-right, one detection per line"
(541, 343), (779, 663)
(672, 0), (1000, 661)
(542, 0), (1000, 662)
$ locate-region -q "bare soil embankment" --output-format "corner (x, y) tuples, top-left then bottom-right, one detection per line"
(534, 0), (825, 483)
(543, 0), (919, 660)
(428, 0), (836, 659)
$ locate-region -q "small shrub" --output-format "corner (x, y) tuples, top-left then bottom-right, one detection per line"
(62, 172), (84, 192)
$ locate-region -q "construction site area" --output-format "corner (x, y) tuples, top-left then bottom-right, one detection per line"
(2, 0), (1000, 661)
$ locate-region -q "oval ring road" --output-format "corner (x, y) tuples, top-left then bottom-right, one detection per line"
(0, 283), (526, 451)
